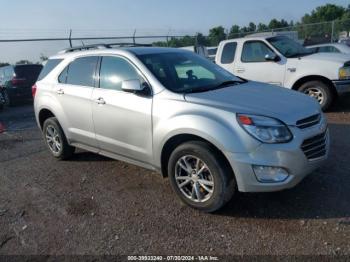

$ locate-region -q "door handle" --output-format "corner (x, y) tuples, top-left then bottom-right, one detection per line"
(236, 68), (245, 73)
(56, 89), (64, 95)
(95, 97), (106, 105)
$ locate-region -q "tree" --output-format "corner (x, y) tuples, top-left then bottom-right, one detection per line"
(0, 62), (10, 67)
(208, 26), (226, 46)
(196, 33), (209, 46)
(268, 19), (289, 29)
(301, 4), (346, 23)
(299, 4), (350, 40)
(257, 23), (269, 32)
(16, 60), (32, 65)
(248, 22), (257, 32)
(228, 25), (240, 39)
(152, 3), (350, 48)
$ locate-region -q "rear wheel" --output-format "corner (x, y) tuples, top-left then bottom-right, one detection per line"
(168, 141), (236, 212)
(43, 117), (75, 160)
(298, 80), (333, 111)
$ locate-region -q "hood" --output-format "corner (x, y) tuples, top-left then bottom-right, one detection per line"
(298, 52), (350, 65)
(184, 81), (321, 125)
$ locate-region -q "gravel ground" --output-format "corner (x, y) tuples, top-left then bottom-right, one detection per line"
(0, 96), (350, 258)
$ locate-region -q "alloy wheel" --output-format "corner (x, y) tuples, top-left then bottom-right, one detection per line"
(45, 125), (61, 153)
(174, 155), (214, 203)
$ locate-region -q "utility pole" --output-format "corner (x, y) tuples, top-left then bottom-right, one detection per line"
(68, 29), (72, 47)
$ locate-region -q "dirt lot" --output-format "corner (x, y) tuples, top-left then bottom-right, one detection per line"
(0, 96), (350, 257)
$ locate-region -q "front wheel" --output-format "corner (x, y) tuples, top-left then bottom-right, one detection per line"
(298, 81), (333, 111)
(168, 141), (236, 212)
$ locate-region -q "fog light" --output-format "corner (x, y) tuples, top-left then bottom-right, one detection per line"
(253, 165), (289, 183)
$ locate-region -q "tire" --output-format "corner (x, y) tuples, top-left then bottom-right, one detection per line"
(42, 117), (75, 160)
(168, 141), (236, 212)
(3, 90), (10, 107)
(0, 91), (5, 110)
(298, 80), (333, 111)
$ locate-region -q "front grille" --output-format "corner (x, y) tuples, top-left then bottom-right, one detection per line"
(301, 131), (327, 160)
(296, 114), (321, 129)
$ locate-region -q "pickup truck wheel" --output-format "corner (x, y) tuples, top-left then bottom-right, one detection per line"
(43, 117), (75, 160)
(168, 141), (236, 212)
(298, 81), (333, 111)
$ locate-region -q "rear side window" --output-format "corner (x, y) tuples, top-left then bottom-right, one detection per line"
(15, 65), (43, 81)
(221, 42), (237, 64)
(4, 67), (14, 79)
(60, 56), (98, 87)
(37, 59), (62, 81)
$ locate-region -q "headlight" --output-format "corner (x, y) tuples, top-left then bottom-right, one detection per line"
(237, 114), (292, 143)
(339, 67), (350, 80)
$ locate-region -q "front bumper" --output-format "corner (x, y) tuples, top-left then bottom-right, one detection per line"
(333, 79), (350, 95)
(224, 124), (330, 193)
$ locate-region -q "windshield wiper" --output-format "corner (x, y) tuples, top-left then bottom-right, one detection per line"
(213, 80), (245, 89)
(182, 80), (245, 94)
(288, 52), (313, 58)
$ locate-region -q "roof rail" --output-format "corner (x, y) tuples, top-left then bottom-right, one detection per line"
(58, 42), (152, 54)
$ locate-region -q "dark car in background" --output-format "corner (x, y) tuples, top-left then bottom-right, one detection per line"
(0, 64), (43, 106)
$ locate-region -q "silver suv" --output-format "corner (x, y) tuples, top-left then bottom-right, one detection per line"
(34, 44), (329, 212)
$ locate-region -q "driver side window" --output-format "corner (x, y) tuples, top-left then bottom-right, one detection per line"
(241, 41), (276, 63)
(99, 56), (143, 91)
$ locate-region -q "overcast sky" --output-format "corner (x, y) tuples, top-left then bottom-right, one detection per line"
(0, 0), (348, 63)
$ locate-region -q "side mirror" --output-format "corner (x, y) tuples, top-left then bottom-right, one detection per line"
(265, 53), (281, 62)
(121, 79), (144, 93)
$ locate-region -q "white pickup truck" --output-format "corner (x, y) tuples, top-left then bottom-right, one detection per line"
(215, 35), (350, 110)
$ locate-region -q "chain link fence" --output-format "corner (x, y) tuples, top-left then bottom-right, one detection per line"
(226, 19), (350, 45)
(0, 20), (350, 63)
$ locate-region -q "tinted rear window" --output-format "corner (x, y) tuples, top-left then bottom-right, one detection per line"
(65, 56), (98, 87)
(37, 59), (62, 81)
(221, 42), (237, 64)
(15, 65), (43, 80)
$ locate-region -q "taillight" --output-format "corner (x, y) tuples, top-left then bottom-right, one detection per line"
(11, 77), (26, 85)
(32, 84), (37, 97)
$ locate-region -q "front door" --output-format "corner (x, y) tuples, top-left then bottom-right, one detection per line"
(235, 40), (286, 86)
(92, 56), (153, 163)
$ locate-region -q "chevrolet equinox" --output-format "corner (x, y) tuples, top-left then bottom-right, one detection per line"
(33, 45), (329, 212)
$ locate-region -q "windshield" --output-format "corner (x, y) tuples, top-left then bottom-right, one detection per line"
(267, 36), (313, 58)
(137, 51), (244, 93)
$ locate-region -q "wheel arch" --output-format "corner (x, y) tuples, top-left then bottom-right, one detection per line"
(160, 133), (233, 178)
(38, 108), (56, 130)
(291, 75), (337, 97)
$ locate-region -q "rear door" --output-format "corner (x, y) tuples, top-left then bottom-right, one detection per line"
(91, 55), (153, 163)
(55, 56), (99, 149)
(234, 40), (286, 86)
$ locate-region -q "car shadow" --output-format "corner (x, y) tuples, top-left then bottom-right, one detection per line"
(69, 151), (112, 162)
(217, 122), (350, 220)
(329, 94), (350, 113)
